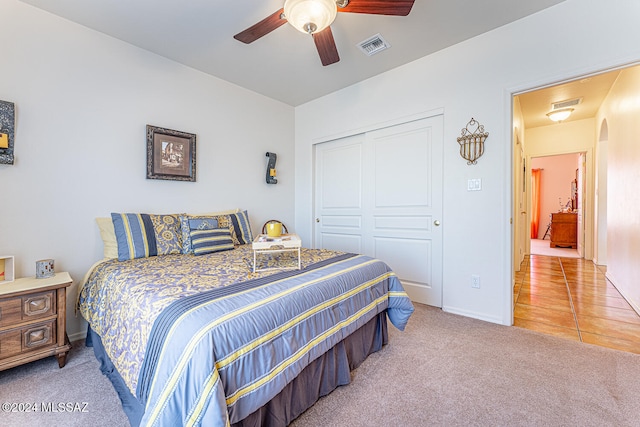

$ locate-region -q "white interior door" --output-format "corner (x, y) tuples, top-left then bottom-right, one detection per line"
(314, 116), (443, 307)
(314, 133), (365, 254)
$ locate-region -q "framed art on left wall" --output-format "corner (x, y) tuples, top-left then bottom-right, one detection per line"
(146, 125), (196, 181)
(0, 100), (15, 165)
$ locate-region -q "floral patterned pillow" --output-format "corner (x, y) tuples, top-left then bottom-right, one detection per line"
(150, 214), (184, 255)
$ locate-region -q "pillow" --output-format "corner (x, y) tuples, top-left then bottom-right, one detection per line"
(179, 215), (220, 254)
(96, 217), (118, 259)
(150, 213), (183, 255)
(188, 217), (219, 230)
(179, 209), (253, 253)
(227, 210), (253, 245)
(190, 208), (240, 216)
(111, 213), (158, 261)
(190, 228), (234, 255)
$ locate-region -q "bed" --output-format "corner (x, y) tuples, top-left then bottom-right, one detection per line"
(78, 212), (414, 427)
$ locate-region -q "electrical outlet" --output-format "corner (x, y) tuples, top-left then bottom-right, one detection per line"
(471, 275), (480, 288)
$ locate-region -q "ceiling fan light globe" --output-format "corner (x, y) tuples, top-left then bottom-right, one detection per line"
(284, 0), (337, 34)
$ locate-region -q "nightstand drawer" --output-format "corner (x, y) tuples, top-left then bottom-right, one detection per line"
(0, 320), (57, 359)
(23, 291), (56, 320)
(0, 298), (22, 327)
(0, 329), (22, 358)
(23, 321), (56, 351)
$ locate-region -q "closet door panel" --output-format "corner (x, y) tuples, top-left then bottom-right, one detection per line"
(314, 134), (365, 254)
(366, 117), (442, 306)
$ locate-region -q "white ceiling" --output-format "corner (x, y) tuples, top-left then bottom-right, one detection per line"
(20, 0), (566, 106)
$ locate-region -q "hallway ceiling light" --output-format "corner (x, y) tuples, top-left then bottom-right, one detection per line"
(546, 108), (573, 122)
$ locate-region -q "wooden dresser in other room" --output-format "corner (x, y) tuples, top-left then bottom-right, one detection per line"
(550, 212), (578, 249)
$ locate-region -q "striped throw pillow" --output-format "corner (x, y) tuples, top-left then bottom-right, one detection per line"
(179, 215), (220, 254)
(190, 228), (234, 256)
(228, 210), (253, 245)
(111, 213), (157, 261)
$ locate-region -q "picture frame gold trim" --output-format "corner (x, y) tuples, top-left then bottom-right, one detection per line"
(146, 125), (196, 182)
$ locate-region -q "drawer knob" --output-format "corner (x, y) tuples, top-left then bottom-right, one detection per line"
(24, 294), (51, 316)
(30, 329), (45, 341)
(24, 326), (51, 348)
(30, 299), (46, 311)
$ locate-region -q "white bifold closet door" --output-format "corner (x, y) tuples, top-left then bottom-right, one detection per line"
(314, 115), (443, 307)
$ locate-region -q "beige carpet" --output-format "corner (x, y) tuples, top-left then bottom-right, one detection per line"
(2, 304), (640, 426)
(530, 238), (580, 258)
(291, 304), (640, 426)
(0, 337), (129, 426)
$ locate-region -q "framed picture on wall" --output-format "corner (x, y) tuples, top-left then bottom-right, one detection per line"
(0, 100), (15, 165)
(146, 125), (196, 182)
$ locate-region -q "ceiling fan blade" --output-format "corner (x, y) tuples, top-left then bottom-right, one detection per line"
(337, 0), (415, 16)
(234, 8), (287, 44)
(313, 27), (340, 66)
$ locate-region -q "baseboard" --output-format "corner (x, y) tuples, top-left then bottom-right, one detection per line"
(606, 271), (640, 317)
(442, 305), (506, 326)
(69, 329), (88, 343)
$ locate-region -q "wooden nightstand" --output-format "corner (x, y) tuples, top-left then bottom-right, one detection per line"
(0, 272), (72, 370)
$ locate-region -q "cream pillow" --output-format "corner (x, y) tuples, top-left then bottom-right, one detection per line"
(191, 208), (240, 216)
(96, 217), (118, 259)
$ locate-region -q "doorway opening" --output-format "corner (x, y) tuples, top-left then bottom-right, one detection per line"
(529, 152), (585, 259)
(511, 63), (640, 353)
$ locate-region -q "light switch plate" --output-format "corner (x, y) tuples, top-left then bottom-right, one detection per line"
(467, 178), (482, 191)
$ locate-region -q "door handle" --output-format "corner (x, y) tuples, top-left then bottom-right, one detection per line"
(434, 220), (440, 226)
(316, 218), (320, 223)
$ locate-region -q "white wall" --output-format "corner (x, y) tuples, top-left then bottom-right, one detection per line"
(0, 1), (294, 339)
(294, 0), (640, 325)
(597, 66), (640, 313)
(594, 121), (608, 265)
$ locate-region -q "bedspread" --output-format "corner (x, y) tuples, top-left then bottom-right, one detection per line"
(77, 245), (414, 426)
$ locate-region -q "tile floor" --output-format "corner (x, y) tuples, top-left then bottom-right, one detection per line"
(514, 254), (640, 354)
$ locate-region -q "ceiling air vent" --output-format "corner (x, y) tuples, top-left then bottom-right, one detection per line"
(552, 98), (582, 110)
(357, 33), (391, 56)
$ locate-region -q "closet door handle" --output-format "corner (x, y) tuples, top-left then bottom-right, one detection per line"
(434, 220), (440, 226)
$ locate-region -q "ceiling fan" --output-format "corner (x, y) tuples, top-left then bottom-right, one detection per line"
(233, 0), (415, 66)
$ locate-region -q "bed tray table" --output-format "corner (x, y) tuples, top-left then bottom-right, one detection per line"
(252, 234), (301, 273)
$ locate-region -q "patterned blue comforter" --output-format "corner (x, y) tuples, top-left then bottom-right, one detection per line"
(78, 245), (414, 426)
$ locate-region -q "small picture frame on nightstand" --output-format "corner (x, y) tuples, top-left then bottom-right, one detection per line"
(0, 256), (15, 283)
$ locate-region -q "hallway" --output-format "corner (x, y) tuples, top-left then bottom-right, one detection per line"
(514, 255), (640, 354)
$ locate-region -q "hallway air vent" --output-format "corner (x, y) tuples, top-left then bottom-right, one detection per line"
(552, 98), (582, 110)
(357, 33), (391, 56)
